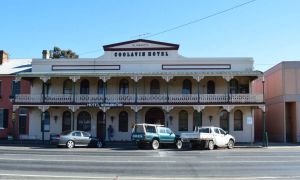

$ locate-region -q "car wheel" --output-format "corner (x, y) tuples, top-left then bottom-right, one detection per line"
(208, 140), (214, 150)
(96, 141), (103, 148)
(176, 139), (183, 150)
(227, 139), (234, 149)
(151, 139), (159, 150)
(66, 140), (75, 148)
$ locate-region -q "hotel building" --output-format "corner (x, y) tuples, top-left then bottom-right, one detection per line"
(13, 39), (264, 142)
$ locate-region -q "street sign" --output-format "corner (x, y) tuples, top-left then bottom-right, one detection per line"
(247, 117), (253, 125)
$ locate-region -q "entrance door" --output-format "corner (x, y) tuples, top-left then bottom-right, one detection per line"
(19, 116), (27, 135)
(286, 102), (296, 143)
(145, 108), (165, 125)
(97, 111), (106, 140)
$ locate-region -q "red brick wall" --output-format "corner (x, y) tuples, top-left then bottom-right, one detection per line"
(0, 76), (30, 139)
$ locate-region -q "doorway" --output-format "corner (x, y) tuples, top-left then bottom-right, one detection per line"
(286, 102), (296, 143)
(145, 108), (165, 125)
(97, 111), (106, 140)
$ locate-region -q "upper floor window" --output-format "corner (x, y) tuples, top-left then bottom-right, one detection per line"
(179, 110), (188, 131)
(98, 80), (104, 95)
(150, 79), (160, 94)
(119, 79), (129, 94)
(182, 79), (192, 94)
(119, 111), (128, 132)
(0, 109), (8, 128)
(63, 79), (73, 94)
(234, 110), (243, 131)
(12, 81), (21, 96)
(207, 80), (215, 94)
(230, 79), (239, 94)
(220, 110), (229, 131)
(80, 79), (89, 94)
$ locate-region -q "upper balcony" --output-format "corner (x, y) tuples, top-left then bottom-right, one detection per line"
(14, 93), (263, 105)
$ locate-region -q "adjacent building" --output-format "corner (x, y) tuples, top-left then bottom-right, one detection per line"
(13, 39), (264, 142)
(0, 50), (32, 139)
(254, 62), (300, 142)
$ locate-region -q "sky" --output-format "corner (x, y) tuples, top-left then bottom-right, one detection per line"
(0, 0), (299, 72)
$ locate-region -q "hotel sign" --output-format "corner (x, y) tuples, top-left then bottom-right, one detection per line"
(114, 51), (169, 57)
(87, 103), (123, 107)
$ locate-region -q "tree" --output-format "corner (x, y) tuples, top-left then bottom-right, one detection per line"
(51, 46), (79, 59)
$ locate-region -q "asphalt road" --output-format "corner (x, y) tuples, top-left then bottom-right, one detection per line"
(0, 146), (300, 179)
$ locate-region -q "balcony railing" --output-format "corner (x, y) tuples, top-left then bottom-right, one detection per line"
(14, 93), (263, 105)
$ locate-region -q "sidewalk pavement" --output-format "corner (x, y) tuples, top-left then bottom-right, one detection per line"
(1, 139), (300, 149)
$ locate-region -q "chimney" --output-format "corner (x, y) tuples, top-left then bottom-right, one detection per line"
(0, 50), (9, 65)
(42, 50), (50, 59)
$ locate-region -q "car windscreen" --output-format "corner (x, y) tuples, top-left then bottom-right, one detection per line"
(198, 128), (210, 133)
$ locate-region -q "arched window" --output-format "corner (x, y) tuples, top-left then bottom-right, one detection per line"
(150, 79), (160, 94)
(182, 79), (192, 94)
(119, 111), (128, 132)
(230, 79), (239, 94)
(220, 110), (229, 131)
(77, 111), (91, 131)
(98, 80), (104, 95)
(193, 111), (202, 130)
(62, 111), (71, 132)
(207, 81), (215, 94)
(80, 79), (89, 94)
(234, 110), (243, 131)
(119, 79), (129, 94)
(63, 79), (73, 94)
(179, 110), (188, 131)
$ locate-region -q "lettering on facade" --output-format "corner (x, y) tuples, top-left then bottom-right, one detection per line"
(86, 103), (123, 107)
(114, 51), (169, 57)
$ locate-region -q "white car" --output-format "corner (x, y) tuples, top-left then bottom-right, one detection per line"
(180, 126), (235, 150)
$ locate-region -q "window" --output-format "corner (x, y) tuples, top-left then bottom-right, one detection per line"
(219, 128), (226, 135)
(193, 111), (202, 130)
(0, 81), (2, 98)
(214, 128), (220, 134)
(145, 125), (156, 133)
(82, 132), (90, 137)
(230, 79), (239, 94)
(41, 111), (50, 132)
(19, 108), (27, 134)
(119, 79), (129, 94)
(0, 109), (8, 128)
(80, 79), (89, 94)
(178, 110), (188, 131)
(159, 128), (166, 134)
(220, 110), (229, 131)
(98, 80), (104, 94)
(182, 79), (192, 94)
(234, 110), (243, 131)
(62, 111), (71, 132)
(207, 81), (215, 94)
(150, 79), (160, 94)
(119, 111), (128, 132)
(72, 132), (82, 137)
(165, 128), (172, 134)
(63, 79), (73, 94)
(77, 111), (91, 131)
(199, 128), (210, 133)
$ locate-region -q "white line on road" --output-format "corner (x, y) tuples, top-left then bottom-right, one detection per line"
(0, 173), (300, 180)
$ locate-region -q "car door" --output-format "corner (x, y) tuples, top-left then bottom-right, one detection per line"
(165, 128), (176, 143)
(219, 128), (230, 145)
(158, 128), (167, 142)
(82, 132), (91, 146)
(72, 131), (83, 145)
(213, 128), (225, 147)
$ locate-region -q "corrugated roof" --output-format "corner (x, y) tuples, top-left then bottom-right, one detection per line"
(0, 59), (32, 75)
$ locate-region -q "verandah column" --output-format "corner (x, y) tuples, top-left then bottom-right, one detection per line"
(162, 76), (173, 104)
(69, 76), (80, 103)
(40, 76), (50, 103)
(193, 76), (204, 104)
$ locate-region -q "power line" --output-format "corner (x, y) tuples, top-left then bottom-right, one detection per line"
(145, 0), (257, 38)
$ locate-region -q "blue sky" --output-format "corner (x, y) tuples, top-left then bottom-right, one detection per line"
(0, 0), (299, 71)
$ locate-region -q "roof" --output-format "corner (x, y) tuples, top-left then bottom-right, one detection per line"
(0, 59), (32, 75)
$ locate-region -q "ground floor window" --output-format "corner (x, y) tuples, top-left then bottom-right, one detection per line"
(119, 111), (128, 132)
(220, 110), (229, 131)
(179, 110), (188, 131)
(62, 111), (72, 132)
(77, 111), (91, 131)
(234, 110), (243, 131)
(0, 109), (8, 128)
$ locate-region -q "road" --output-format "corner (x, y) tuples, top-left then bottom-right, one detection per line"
(0, 146), (300, 179)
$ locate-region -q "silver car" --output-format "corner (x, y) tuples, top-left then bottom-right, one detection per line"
(53, 131), (102, 148)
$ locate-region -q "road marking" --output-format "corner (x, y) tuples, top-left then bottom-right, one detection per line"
(0, 174), (300, 180)
(0, 157), (176, 163)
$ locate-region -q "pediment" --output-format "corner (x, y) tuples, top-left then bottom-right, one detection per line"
(103, 39), (179, 51)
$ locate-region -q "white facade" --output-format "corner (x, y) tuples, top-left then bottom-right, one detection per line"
(14, 39), (264, 142)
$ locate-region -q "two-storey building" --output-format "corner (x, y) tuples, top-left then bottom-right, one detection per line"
(13, 39), (264, 142)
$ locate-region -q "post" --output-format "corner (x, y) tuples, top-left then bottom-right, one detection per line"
(41, 112), (45, 144)
(72, 81), (75, 103)
(42, 82), (45, 103)
(135, 111), (138, 124)
(262, 111), (266, 147)
(135, 81), (137, 104)
(103, 112), (107, 141)
(166, 81), (169, 104)
(72, 111), (75, 130)
(103, 82), (107, 103)
(197, 81), (200, 103)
